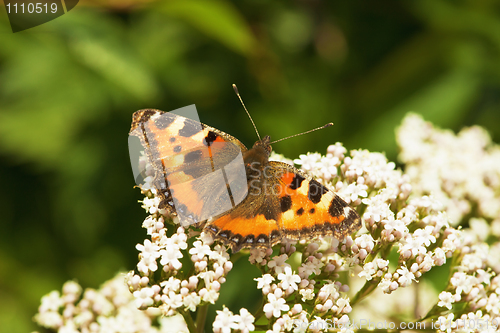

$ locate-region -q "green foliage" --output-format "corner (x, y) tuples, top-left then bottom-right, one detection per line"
(0, 1), (499, 332)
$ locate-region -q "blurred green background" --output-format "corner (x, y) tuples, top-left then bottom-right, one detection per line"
(1, 0), (499, 331)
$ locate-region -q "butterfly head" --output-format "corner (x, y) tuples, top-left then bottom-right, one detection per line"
(244, 135), (272, 168)
(252, 135), (272, 155)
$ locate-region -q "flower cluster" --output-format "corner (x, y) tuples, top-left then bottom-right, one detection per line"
(395, 114), (500, 332)
(33, 274), (189, 333)
(127, 219), (242, 329)
(213, 307), (255, 333)
(397, 113), (500, 227)
(33, 113), (500, 333)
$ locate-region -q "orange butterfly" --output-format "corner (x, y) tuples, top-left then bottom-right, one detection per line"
(129, 89), (361, 252)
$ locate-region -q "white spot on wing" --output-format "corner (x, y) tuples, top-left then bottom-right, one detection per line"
(150, 112), (162, 121)
(319, 192), (334, 210)
(343, 206), (351, 218)
(282, 210), (294, 222)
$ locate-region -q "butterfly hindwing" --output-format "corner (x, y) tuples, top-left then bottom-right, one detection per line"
(205, 161), (361, 252)
(272, 162), (361, 239)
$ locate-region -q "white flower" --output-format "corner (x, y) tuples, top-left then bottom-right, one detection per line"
(39, 290), (63, 312)
(142, 196), (161, 214)
(183, 293), (201, 312)
(362, 197), (393, 223)
(268, 254), (290, 274)
(162, 291), (183, 309)
(343, 183), (368, 202)
(62, 281), (82, 301)
(233, 308), (255, 333)
(142, 216), (162, 235)
(378, 278), (393, 293)
(201, 288), (219, 304)
(170, 228), (188, 250)
(249, 248), (267, 264)
(188, 240), (211, 261)
(418, 253), (434, 273)
(358, 262), (376, 281)
(450, 272), (475, 295)
(294, 153), (322, 171)
(299, 289), (315, 301)
(436, 313), (456, 332)
(396, 266), (415, 287)
(354, 234), (375, 252)
(413, 226), (436, 246)
(336, 297), (351, 313)
(309, 316), (329, 333)
(159, 247), (183, 270)
(157, 314), (189, 333)
(263, 293), (290, 318)
(277, 266), (301, 290)
(198, 271), (216, 286)
(383, 218), (408, 234)
(399, 234), (426, 258)
(299, 257), (323, 277)
(327, 142), (347, 159)
(34, 311), (63, 328)
(318, 282), (339, 300)
(470, 217), (490, 241)
(161, 276), (181, 293)
(133, 287), (155, 309)
(432, 248), (447, 266)
(438, 291), (454, 310)
(209, 244), (230, 266)
(213, 307), (237, 333)
(255, 274), (275, 289)
(137, 255), (159, 274)
(461, 253), (484, 272)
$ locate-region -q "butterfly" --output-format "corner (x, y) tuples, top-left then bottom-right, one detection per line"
(129, 96), (361, 252)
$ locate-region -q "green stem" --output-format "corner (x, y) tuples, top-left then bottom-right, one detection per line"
(180, 309), (197, 333)
(350, 279), (379, 306)
(196, 304), (209, 333)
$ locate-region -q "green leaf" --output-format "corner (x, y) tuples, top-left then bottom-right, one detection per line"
(352, 70), (480, 157)
(159, 0), (256, 55)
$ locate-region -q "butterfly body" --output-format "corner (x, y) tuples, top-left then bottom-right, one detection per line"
(130, 109), (361, 252)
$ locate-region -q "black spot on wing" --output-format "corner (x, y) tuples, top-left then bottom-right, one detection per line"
(184, 150), (203, 163)
(169, 137), (176, 143)
(179, 121), (203, 137)
(308, 179), (328, 204)
(280, 195), (292, 212)
(289, 174), (305, 190)
(329, 195), (346, 217)
(296, 208), (304, 216)
(174, 145), (182, 153)
(154, 114), (176, 129)
(203, 131), (218, 146)
(309, 208), (315, 214)
(254, 200), (278, 221)
(263, 209), (275, 221)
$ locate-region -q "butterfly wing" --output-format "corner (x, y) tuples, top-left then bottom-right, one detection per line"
(130, 109), (249, 225)
(205, 161), (361, 252)
(270, 162), (361, 240)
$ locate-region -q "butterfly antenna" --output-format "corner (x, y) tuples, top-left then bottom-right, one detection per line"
(270, 123), (334, 145)
(233, 84), (262, 141)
